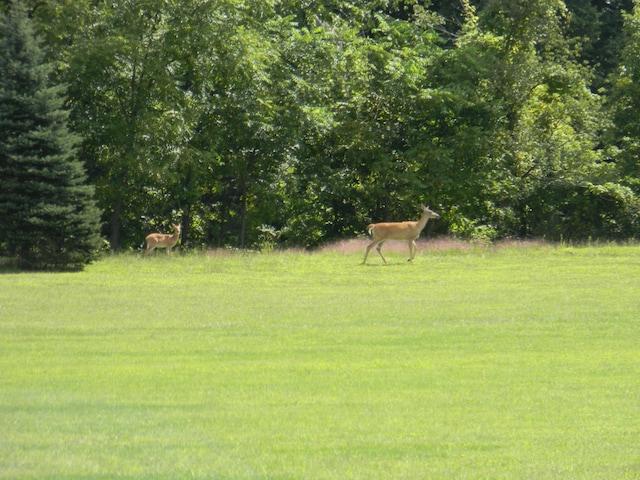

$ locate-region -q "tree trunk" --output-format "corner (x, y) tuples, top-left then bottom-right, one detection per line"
(110, 192), (123, 252)
(239, 178), (247, 249)
(181, 203), (191, 248)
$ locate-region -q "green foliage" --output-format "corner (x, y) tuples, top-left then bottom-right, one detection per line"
(27, 0), (640, 249)
(0, 2), (101, 270)
(565, 0), (634, 89)
(608, 2), (640, 190)
(521, 181), (640, 240)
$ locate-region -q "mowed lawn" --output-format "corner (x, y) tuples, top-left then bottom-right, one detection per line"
(1, 242), (639, 479)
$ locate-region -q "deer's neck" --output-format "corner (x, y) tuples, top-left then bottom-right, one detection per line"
(415, 213), (429, 232)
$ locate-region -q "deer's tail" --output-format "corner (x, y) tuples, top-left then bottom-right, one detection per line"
(366, 224), (375, 237)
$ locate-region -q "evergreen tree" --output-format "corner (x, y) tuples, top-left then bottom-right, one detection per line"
(0, 3), (101, 270)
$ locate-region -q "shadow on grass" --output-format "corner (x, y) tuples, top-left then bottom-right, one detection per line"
(361, 262), (414, 267)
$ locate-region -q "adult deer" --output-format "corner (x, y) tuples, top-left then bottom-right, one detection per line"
(144, 224), (181, 256)
(362, 205), (440, 264)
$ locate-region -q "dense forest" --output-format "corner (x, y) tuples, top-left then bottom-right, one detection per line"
(3, 0), (640, 252)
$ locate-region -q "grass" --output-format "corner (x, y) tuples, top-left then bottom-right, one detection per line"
(1, 240), (640, 479)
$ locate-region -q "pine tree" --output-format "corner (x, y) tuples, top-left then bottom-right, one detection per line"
(0, 2), (102, 270)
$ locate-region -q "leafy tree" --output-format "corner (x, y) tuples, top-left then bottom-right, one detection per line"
(609, 0), (640, 190)
(0, 2), (101, 270)
(564, 0), (634, 89)
(35, 0), (202, 250)
(26, 0), (640, 248)
(409, 0), (616, 240)
(276, 4), (445, 245)
(40, 0), (297, 250)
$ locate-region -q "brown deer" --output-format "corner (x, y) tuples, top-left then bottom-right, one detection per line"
(144, 224), (181, 256)
(363, 205), (439, 264)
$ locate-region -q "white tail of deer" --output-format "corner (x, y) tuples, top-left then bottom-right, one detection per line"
(144, 224), (181, 256)
(362, 205), (440, 264)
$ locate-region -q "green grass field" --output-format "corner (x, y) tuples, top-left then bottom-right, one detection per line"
(1, 241), (639, 479)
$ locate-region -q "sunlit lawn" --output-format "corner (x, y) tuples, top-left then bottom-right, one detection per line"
(1, 241), (639, 479)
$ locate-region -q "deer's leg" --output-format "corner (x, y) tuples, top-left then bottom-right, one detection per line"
(376, 241), (387, 264)
(408, 240), (417, 262)
(363, 240), (378, 264)
(364, 240), (387, 264)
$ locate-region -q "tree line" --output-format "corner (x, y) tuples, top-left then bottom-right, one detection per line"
(2, 0), (640, 267)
